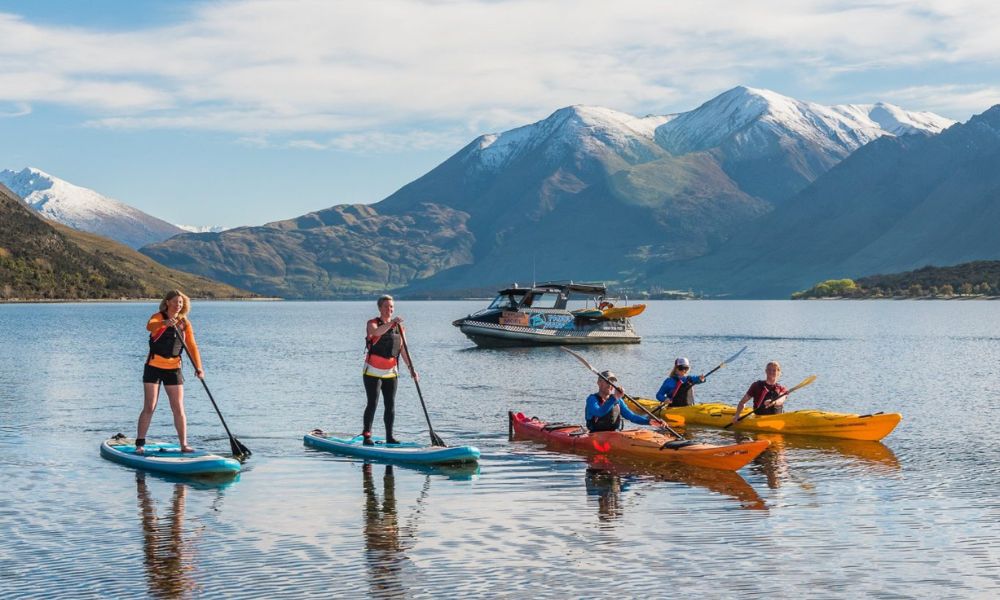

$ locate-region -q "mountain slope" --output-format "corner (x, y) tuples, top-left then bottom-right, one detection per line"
(141, 203), (475, 298)
(0, 168), (185, 249)
(0, 183), (251, 300)
(649, 105), (1000, 297)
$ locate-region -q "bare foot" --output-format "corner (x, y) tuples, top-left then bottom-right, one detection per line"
(181, 445), (195, 453)
(135, 446), (145, 455)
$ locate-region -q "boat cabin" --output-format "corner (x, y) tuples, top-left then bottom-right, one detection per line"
(487, 282), (609, 311)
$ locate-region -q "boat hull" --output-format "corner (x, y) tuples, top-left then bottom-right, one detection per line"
(456, 318), (640, 348)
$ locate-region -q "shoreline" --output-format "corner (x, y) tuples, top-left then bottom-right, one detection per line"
(0, 296), (282, 304)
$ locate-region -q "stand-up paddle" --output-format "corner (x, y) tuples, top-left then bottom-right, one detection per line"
(399, 328), (446, 447)
(175, 326), (251, 460)
(724, 375), (817, 429)
(559, 346), (686, 440)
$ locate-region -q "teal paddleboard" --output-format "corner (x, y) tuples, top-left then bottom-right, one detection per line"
(101, 435), (241, 476)
(304, 431), (480, 465)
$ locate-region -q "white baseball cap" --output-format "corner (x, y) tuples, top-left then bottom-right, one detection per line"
(675, 357), (690, 367)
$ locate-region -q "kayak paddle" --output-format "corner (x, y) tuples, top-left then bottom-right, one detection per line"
(399, 327), (447, 447)
(559, 346), (686, 440)
(724, 375), (817, 429)
(654, 345), (748, 412)
(174, 326), (252, 460)
(704, 345), (748, 378)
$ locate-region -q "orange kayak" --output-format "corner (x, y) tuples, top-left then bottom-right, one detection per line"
(601, 304), (646, 319)
(509, 411), (769, 471)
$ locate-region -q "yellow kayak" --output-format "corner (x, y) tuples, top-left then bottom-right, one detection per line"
(601, 304), (646, 319)
(628, 399), (901, 441)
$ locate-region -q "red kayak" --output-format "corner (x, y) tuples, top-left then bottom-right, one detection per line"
(509, 411), (769, 471)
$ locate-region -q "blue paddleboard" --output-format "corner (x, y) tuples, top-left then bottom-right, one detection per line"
(304, 431), (480, 465)
(101, 435), (241, 476)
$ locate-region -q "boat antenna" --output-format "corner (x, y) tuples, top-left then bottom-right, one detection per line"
(532, 255), (536, 287)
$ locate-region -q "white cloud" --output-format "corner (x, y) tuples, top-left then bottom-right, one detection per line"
(879, 84), (1000, 117)
(0, 0), (997, 144)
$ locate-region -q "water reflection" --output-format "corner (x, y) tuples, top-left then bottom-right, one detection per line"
(136, 473), (199, 599)
(362, 463), (415, 598)
(740, 432), (901, 488)
(584, 455), (766, 517)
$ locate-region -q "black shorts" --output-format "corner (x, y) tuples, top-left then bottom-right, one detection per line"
(143, 364), (184, 386)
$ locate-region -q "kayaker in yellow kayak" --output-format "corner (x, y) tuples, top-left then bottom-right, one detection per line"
(732, 361), (789, 423)
(655, 357), (707, 407)
(587, 371), (665, 432)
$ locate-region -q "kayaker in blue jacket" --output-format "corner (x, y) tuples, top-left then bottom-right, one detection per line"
(655, 357), (706, 407)
(587, 371), (664, 432)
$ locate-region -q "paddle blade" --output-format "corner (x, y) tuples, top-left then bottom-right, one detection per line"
(559, 346), (599, 374)
(723, 345), (748, 366)
(230, 436), (252, 460)
(430, 431), (447, 447)
(787, 375), (817, 394)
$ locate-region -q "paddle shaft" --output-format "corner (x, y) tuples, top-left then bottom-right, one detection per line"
(724, 375), (817, 429)
(560, 347), (685, 439)
(172, 325), (251, 458)
(398, 327), (446, 447)
(655, 346), (748, 412)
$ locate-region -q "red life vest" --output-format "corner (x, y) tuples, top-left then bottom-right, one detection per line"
(364, 318), (402, 378)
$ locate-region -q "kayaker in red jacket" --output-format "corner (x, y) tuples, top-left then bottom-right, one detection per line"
(732, 361), (788, 423)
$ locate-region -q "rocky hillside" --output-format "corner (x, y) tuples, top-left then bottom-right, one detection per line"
(0, 183), (252, 300)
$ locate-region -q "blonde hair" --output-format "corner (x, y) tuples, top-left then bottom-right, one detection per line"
(377, 294), (394, 309)
(159, 290), (191, 319)
(766, 361), (782, 372)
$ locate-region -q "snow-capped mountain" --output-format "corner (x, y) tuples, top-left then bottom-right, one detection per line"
(0, 168), (184, 249)
(145, 86), (958, 297)
(655, 86), (953, 156)
(176, 224), (229, 234)
(651, 86), (955, 202)
(468, 105), (674, 173)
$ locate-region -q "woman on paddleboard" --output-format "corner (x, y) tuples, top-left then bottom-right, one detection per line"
(363, 295), (417, 446)
(732, 361), (788, 423)
(587, 371), (664, 432)
(655, 357), (706, 407)
(135, 290), (204, 454)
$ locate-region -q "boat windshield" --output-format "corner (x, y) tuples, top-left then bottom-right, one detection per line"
(527, 292), (562, 309)
(487, 294), (521, 310)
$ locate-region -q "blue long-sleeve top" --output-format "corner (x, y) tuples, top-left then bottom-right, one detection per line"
(585, 393), (650, 426)
(655, 374), (706, 403)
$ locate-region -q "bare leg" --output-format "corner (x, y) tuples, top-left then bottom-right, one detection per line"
(136, 382), (161, 453)
(164, 384), (193, 452)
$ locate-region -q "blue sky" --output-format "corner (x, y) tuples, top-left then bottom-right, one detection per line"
(1, 0), (998, 228)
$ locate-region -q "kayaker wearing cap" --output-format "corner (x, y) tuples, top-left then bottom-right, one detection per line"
(363, 295), (417, 446)
(655, 357), (706, 407)
(587, 371), (664, 432)
(732, 361), (788, 423)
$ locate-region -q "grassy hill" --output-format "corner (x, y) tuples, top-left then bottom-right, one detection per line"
(1, 184), (254, 300)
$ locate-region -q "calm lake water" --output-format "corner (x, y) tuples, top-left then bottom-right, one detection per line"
(1, 300), (998, 598)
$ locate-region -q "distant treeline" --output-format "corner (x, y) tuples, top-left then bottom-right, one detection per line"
(793, 261), (1000, 299)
